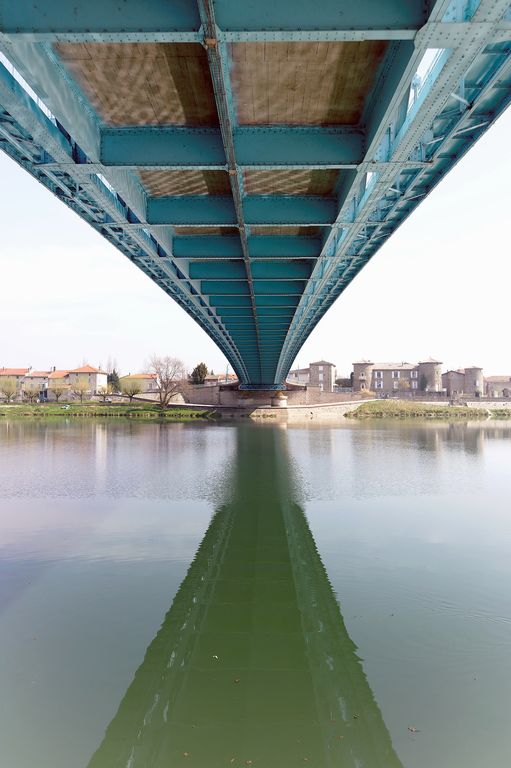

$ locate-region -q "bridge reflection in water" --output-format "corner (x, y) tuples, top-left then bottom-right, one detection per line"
(88, 427), (402, 768)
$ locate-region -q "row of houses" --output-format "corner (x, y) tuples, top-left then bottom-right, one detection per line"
(0, 365), (240, 401)
(0, 365), (108, 400)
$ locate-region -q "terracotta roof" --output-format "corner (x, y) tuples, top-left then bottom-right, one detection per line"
(70, 364), (106, 374)
(310, 360), (335, 366)
(0, 367), (30, 376)
(121, 373), (157, 380)
(25, 371), (50, 378)
(485, 375), (511, 382)
(418, 357), (442, 364)
(48, 370), (69, 379)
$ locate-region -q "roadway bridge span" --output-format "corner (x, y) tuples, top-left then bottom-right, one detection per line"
(1, 0), (510, 387)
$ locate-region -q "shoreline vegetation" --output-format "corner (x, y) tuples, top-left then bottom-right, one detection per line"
(0, 403), (217, 421)
(347, 400), (511, 420)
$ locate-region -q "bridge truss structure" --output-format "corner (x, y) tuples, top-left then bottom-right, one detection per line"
(1, 0), (510, 387)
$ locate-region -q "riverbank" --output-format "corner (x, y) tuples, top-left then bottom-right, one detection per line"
(346, 400), (504, 419)
(0, 403), (217, 420)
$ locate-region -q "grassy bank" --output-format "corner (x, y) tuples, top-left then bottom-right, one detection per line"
(0, 402), (217, 421)
(347, 400), (490, 420)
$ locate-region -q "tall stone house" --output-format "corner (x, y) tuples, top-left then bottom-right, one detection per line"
(352, 358), (443, 394)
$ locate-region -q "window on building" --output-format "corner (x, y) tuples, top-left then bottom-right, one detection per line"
(319, 372), (324, 381)
(411, 381), (418, 390)
(392, 371), (400, 379)
(393, 380), (399, 389)
(411, 370), (418, 378)
(319, 366), (323, 372)
(375, 380), (383, 389)
(374, 370), (382, 379)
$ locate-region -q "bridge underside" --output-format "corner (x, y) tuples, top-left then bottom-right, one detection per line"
(1, 1), (511, 387)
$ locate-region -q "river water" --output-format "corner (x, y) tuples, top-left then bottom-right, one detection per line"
(0, 418), (510, 768)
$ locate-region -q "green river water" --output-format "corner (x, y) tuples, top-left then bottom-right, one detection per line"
(0, 419), (510, 767)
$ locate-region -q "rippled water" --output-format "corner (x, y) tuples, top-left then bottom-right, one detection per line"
(0, 418), (510, 767)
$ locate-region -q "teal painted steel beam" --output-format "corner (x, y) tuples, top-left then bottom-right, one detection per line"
(0, 0), (201, 39)
(202, 281), (251, 296)
(235, 127), (363, 168)
(250, 262), (312, 279)
(244, 197), (336, 226)
(0, 0), (430, 42)
(253, 280), (307, 295)
(214, 0), (429, 36)
(147, 196), (336, 226)
(189, 261), (246, 280)
(190, 261), (312, 280)
(215, 308), (253, 317)
(173, 235), (322, 260)
(100, 128), (226, 168)
(209, 296), (253, 307)
(100, 126), (364, 169)
(248, 236), (322, 259)
(198, 0), (265, 384)
(147, 196), (236, 226)
(203, 280), (306, 295)
(173, 236), (243, 259)
(255, 296), (301, 307)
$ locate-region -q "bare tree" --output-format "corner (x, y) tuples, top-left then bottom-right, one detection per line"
(71, 376), (90, 403)
(149, 355), (186, 409)
(120, 378), (143, 402)
(0, 377), (18, 402)
(23, 384), (40, 402)
(97, 384), (114, 403)
(50, 382), (68, 402)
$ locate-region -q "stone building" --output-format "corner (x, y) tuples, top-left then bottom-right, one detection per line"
(119, 373), (159, 393)
(0, 367), (30, 399)
(442, 367), (484, 397)
(66, 365), (108, 394)
(286, 367), (311, 385)
(485, 375), (511, 398)
(352, 358), (443, 394)
(308, 361), (336, 393)
(287, 361), (336, 392)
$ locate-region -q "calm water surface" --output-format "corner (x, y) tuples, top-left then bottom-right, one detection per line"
(0, 419), (510, 768)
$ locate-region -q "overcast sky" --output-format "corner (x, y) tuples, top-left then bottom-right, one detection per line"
(0, 107), (510, 378)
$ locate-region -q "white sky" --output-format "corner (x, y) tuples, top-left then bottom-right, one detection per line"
(0, 107), (510, 378)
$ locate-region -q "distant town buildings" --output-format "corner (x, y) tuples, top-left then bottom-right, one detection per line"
(352, 358), (443, 394)
(0, 365), (107, 400)
(1, 358), (510, 401)
(349, 358), (509, 398)
(287, 361), (336, 393)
